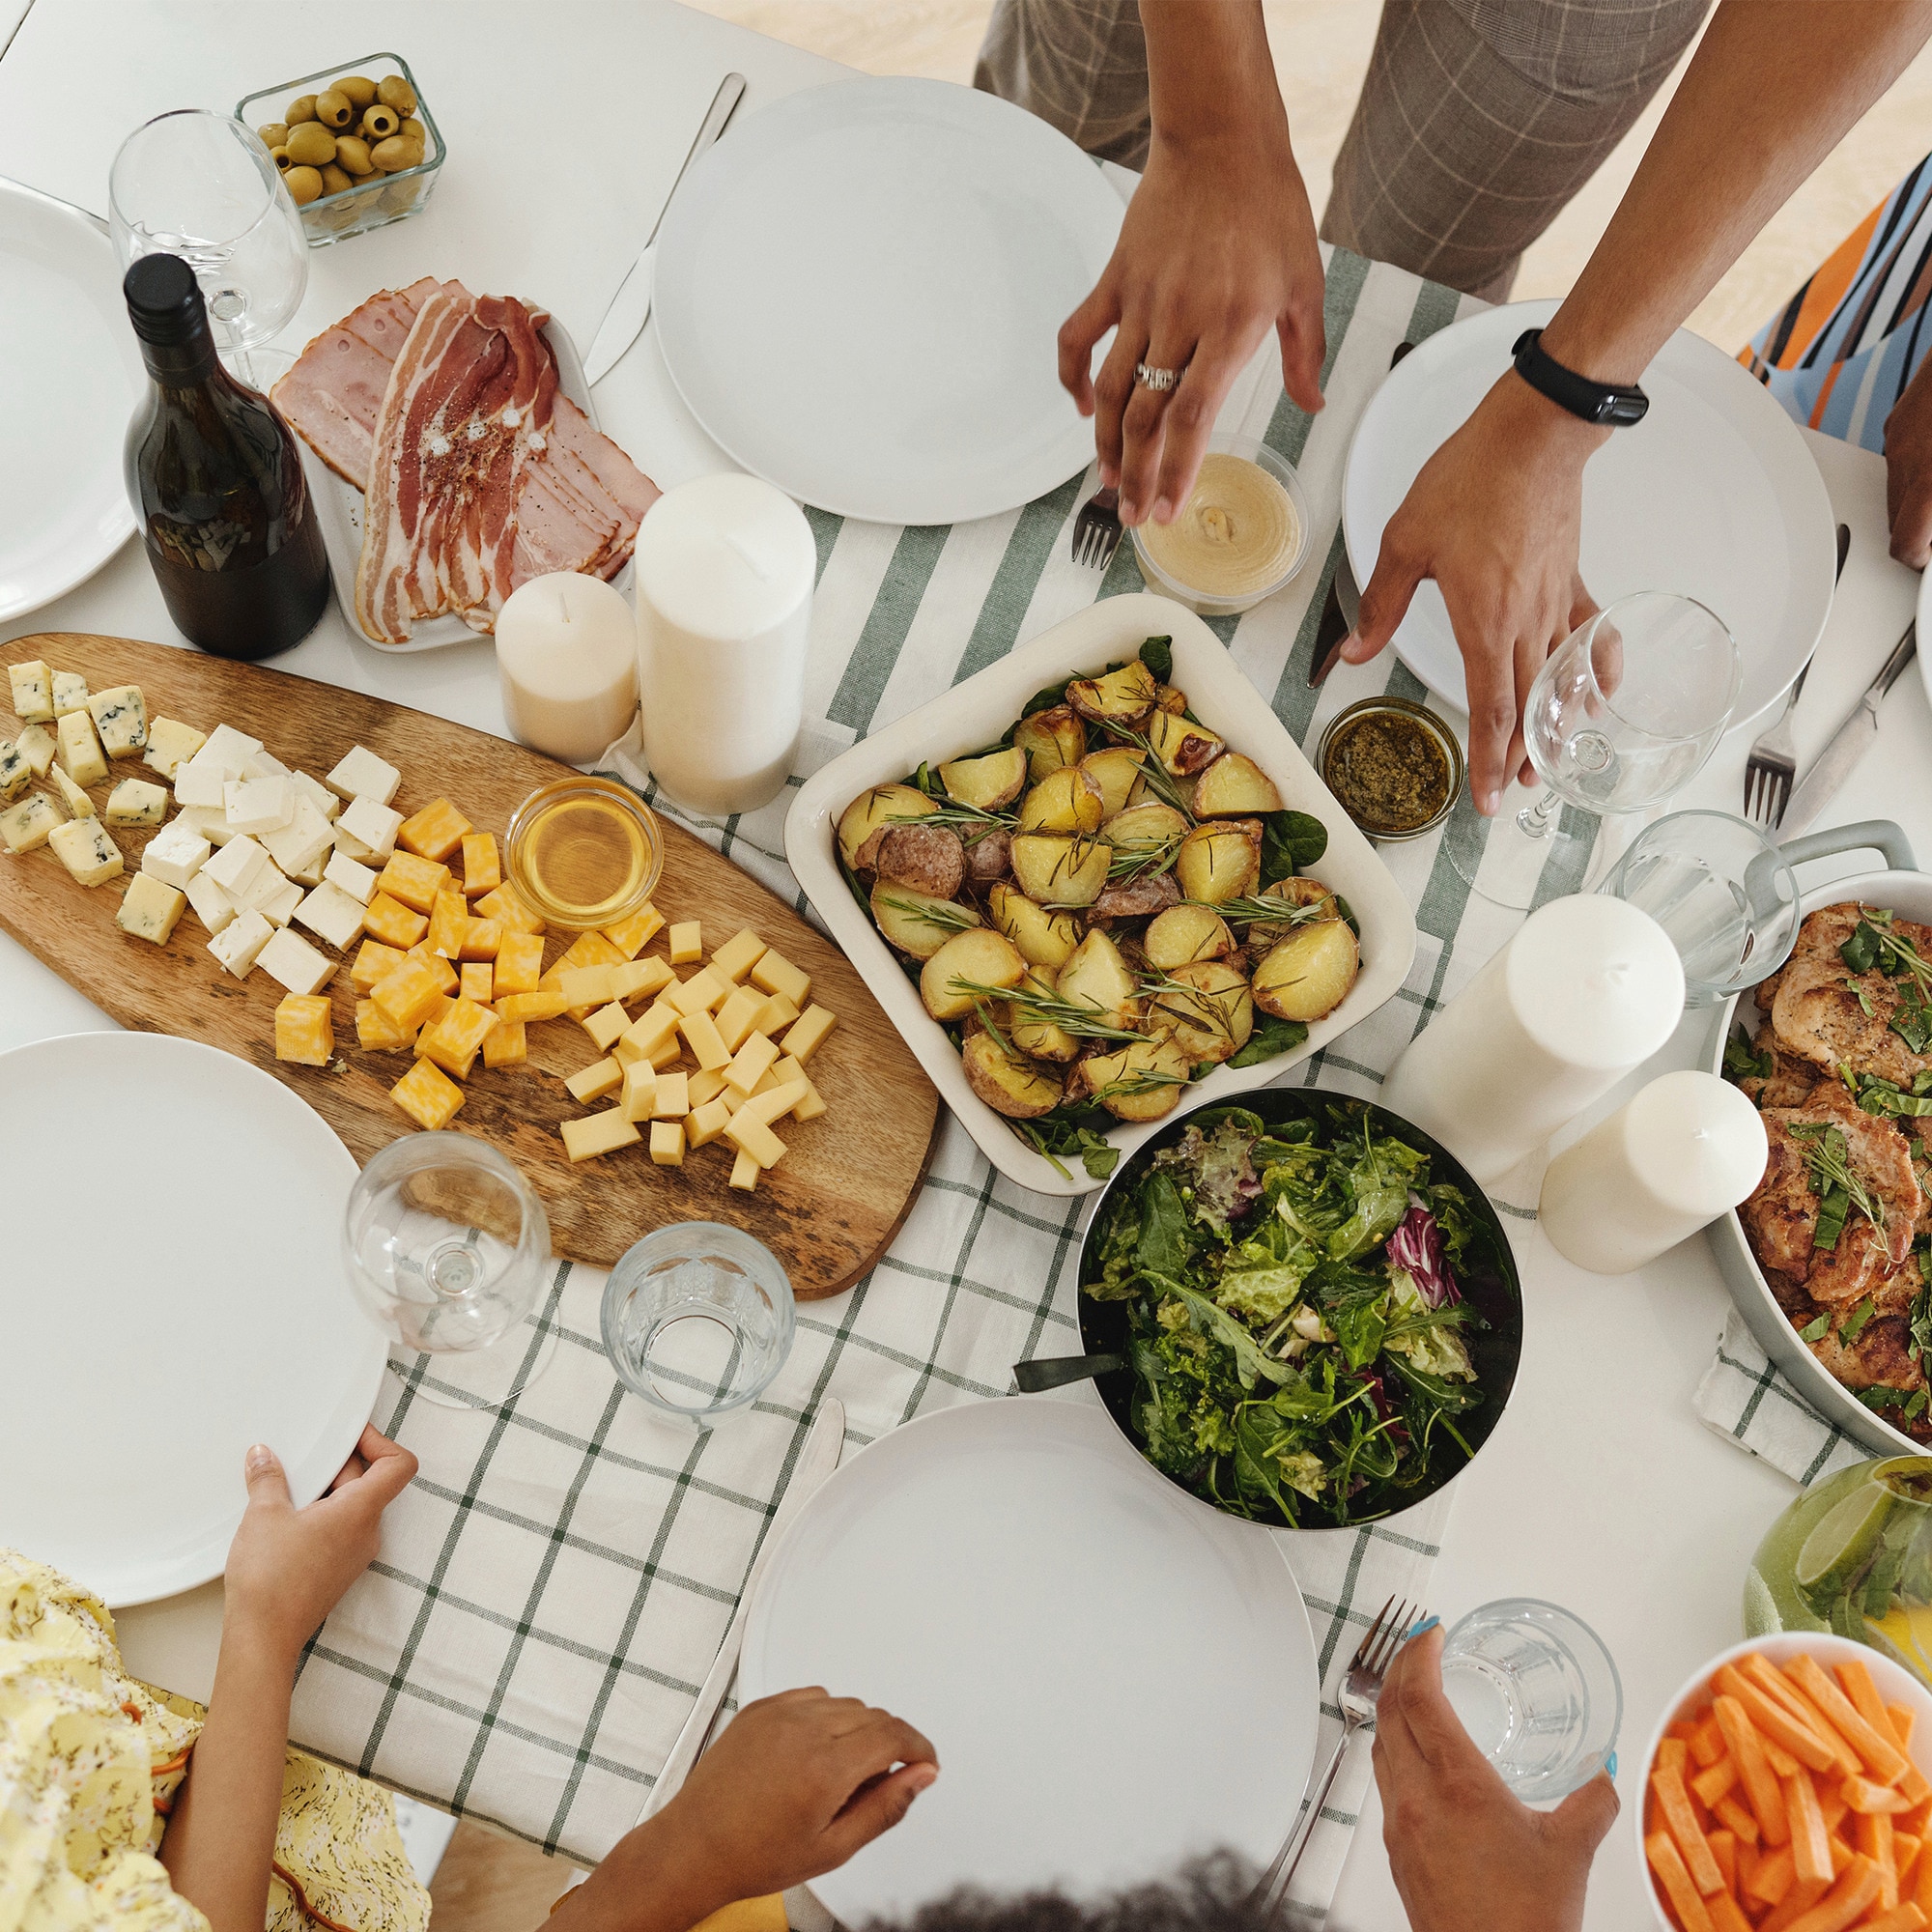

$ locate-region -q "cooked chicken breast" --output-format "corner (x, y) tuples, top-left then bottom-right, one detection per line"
(1772, 954), (1928, 1086)
(1736, 1021), (1821, 1109)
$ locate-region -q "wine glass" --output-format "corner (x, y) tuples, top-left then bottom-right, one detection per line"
(341, 1133), (557, 1409)
(109, 109), (308, 385)
(1444, 591), (1742, 910)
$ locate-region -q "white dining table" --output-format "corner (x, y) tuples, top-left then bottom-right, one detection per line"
(4, 4), (1932, 1926)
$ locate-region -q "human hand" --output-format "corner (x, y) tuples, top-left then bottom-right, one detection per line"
(222, 1424), (418, 1672)
(1372, 1625), (1618, 1932)
(1341, 374), (1609, 811)
(1885, 355), (1932, 569)
(1057, 123), (1324, 531)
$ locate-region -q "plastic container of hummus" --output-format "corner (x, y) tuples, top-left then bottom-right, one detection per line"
(1131, 434), (1310, 617)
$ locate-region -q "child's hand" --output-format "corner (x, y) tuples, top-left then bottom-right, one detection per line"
(222, 1425), (417, 1672)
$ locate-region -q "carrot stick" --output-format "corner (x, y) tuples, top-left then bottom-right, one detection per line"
(1710, 1827), (1739, 1897)
(1836, 1658), (1893, 1738)
(1788, 1656), (1911, 1785)
(1780, 1852), (1881, 1932)
(1706, 1894), (1754, 1932)
(1693, 1712), (1730, 1768)
(1889, 1704), (1919, 1754)
(1829, 1833), (1854, 1875)
(1907, 1798), (1932, 1838)
(1822, 1786), (1851, 1834)
(1720, 1695), (1794, 1848)
(1750, 1844), (1798, 1906)
(1696, 1756), (1744, 1806)
(1663, 1736), (1692, 1776)
(1858, 1808), (1899, 1909)
(1657, 1762), (1729, 1895)
(1760, 1877), (1831, 1932)
(1847, 1776), (1917, 1815)
(1788, 1770), (1835, 1884)
(1650, 1830), (1719, 1932)
(1768, 1666), (1868, 1781)
(1671, 1719), (1703, 1743)
(1920, 1822), (1932, 1915)
(1899, 1830), (1922, 1890)
(1717, 1793), (1762, 1845)
(1767, 1734), (1804, 1779)
(1862, 1906), (1930, 1932)
(1719, 1666), (1842, 1775)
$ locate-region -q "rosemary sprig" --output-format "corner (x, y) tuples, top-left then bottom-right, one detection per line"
(1142, 970), (1238, 1042)
(1103, 727), (1197, 817)
(1087, 1068), (1186, 1103)
(1787, 1121), (1886, 1248)
(884, 802), (1014, 846)
(874, 893), (980, 935)
(1193, 894), (1329, 929)
(948, 978), (1144, 1042)
(1106, 828), (1185, 881)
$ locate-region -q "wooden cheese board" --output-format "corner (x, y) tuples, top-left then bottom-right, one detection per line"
(0, 634), (940, 1298)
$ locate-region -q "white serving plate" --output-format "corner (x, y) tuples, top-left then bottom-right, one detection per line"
(0, 1032), (386, 1605)
(784, 591), (1419, 1196)
(739, 1397), (1318, 1920)
(654, 76), (1122, 526)
(1344, 299), (1837, 726)
(296, 310), (632, 653)
(0, 176), (142, 619)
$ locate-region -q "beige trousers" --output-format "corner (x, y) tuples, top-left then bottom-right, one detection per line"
(974, 0), (1711, 301)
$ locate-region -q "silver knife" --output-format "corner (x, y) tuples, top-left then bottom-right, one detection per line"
(635, 1396), (844, 1822)
(584, 71), (747, 386)
(1781, 619), (1918, 838)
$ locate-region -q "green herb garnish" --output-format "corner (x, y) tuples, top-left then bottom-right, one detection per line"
(1798, 1312), (1833, 1342)
(1787, 1122), (1885, 1249)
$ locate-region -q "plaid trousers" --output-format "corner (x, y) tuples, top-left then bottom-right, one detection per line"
(974, 0), (1711, 301)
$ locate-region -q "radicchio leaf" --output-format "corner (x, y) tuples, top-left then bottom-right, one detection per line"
(1388, 1195), (1460, 1308)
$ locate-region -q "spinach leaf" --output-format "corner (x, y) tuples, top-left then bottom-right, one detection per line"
(1332, 1295), (1389, 1370)
(1259, 810), (1328, 885)
(1138, 635), (1174, 684)
(1910, 1287), (1932, 1361)
(1798, 1312), (1832, 1343)
(1022, 682), (1069, 718)
(1136, 1174), (1194, 1279)
(1723, 1029), (1774, 1083)
(1229, 1013), (1310, 1069)
(1841, 921), (1883, 976)
(1894, 983), (1932, 1056)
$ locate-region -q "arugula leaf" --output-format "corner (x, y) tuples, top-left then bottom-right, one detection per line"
(1229, 1013), (1310, 1069)
(1158, 1279), (1293, 1388)
(1259, 810), (1328, 885)
(1798, 1312), (1832, 1342)
(1137, 636), (1174, 684)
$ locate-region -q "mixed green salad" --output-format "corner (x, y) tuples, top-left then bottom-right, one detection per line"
(1083, 1103), (1509, 1526)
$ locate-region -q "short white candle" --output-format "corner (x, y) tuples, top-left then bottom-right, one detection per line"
(1540, 1069), (1769, 1275)
(634, 473), (815, 817)
(495, 572), (639, 765)
(1379, 895), (1685, 1183)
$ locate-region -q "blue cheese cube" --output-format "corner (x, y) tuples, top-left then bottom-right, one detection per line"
(142, 717), (207, 780)
(0, 742), (27, 801)
(47, 817), (123, 886)
(116, 871), (186, 946)
(185, 869), (236, 934)
(50, 671), (89, 718)
(258, 926), (334, 996)
(87, 686), (147, 758)
(55, 712), (107, 788)
(51, 766), (93, 819)
(8, 661), (52, 723)
(0, 791), (63, 853)
(208, 905), (273, 977)
(142, 819), (210, 889)
(104, 778), (169, 827)
(15, 724), (55, 779)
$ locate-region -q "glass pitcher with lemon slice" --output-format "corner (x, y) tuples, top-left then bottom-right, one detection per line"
(1747, 1457), (1932, 1684)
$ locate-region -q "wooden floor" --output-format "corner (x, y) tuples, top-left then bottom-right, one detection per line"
(423, 6), (1932, 1925)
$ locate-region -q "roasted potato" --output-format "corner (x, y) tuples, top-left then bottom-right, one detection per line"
(872, 821), (965, 899)
(1148, 960), (1253, 1065)
(1246, 875), (1338, 948)
(1079, 745), (1145, 816)
(1009, 833), (1112, 908)
(1104, 801), (1188, 858)
(1076, 1034), (1191, 1121)
(1066, 660), (1157, 727)
(988, 882), (1081, 971)
(1148, 709), (1225, 777)
(938, 745), (1027, 811)
(1174, 820), (1262, 903)
(838, 782), (933, 869)
(964, 826), (1012, 886)
(921, 928), (1028, 1021)
(1155, 683), (1188, 714)
(1144, 902), (1235, 970)
(1006, 969), (1079, 1062)
(1253, 920), (1359, 1022)
(1056, 928), (1139, 1030)
(870, 883), (980, 960)
(1192, 751), (1283, 817)
(1018, 765), (1107, 835)
(1012, 703), (1086, 781)
(961, 1027), (1064, 1119)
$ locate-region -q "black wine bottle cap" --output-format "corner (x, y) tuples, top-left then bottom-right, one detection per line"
(124, 253), (207, 346)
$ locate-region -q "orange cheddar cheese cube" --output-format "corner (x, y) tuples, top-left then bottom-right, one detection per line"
(421, 997), (498, 1079)
(371, 955), (447, 1030)
(460, 918), (500, 961)
(493, 930), (544, 996)
(407, 946), (458, 995)
(390, 1058), (465, 1129)
(459, 961), (494, 1005)
(375, 850), (450, 915)
(481, 1016), (526, 1067)
(355, 996), (413, 1051)
(352, 937), (406, 993)
(426, 890), (469, 960)
(411, 994), (456, 1054)
(362, 891), (429, 950)
(274, 993), (334, 1065)
(398, 797), (472, 863)
(602, 904), (664, 958)
(473, 882), (545, 935)
(460, 832), (500, 898)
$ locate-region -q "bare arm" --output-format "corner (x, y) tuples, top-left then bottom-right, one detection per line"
(1346, 0), (1932, 812)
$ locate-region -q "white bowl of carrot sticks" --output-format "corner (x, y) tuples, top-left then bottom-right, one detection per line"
(1638, 1633), (1932, 1932)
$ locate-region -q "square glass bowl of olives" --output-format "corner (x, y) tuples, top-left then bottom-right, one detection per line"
(236, 54), (442, 245)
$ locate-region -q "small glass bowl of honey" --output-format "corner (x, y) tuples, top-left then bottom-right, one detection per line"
(504, 776), (663, 931)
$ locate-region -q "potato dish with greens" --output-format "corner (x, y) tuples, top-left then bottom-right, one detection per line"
(836, 637), (1360, 1179)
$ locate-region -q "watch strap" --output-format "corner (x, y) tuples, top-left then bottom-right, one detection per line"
(1511, 328), (1650, 427)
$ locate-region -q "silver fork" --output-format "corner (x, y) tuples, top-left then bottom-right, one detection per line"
(1253, 1594), (1421, 1921)
(1071, 485), (1122, 568)
(1744, 522), (1850, 828)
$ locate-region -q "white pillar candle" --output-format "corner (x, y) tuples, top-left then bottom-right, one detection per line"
(1379, 895), (1685, 1183)
(495, 572), (639, 764)
(1539, 1069), (1769, 1274)
(634, 473), (815, 817)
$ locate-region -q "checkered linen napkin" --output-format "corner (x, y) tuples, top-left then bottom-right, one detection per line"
(1692, 1308), (1872, 1487)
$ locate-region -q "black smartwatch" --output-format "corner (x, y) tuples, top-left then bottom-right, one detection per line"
(1511, 328), (1650, 428)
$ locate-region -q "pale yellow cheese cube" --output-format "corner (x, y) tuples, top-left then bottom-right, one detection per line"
(611, 956), (675, 1003)
(710, 927), (767, 983)
(751, 992), (801, 1037)
(713, 985), (765, 1054)
(582, 1001), (630, 1051)
(734, 1077), (812, 1132)
(620, 1061), (657, 1122)
(565, 1057), (623, 1103)
(687, 1066), (729, 1109)
(651, 1070), (690, 1119)
(621, 1005), (681, 1062)
(728, 1147), (761, 1192)
(773, 1056), (827, 1122)
(686, 1096), (733, 1149)
(559, 964), (618, 1009)
(667, 968), (725, 1017)
(562, 1109), (640, 1163)
(668, 920), (702, 964)
(724, 1110), (786, 1171)
(677, 1009), (731, 1072)
(781, 1004), (837, 1064)
(750, 949), (810, 1008)
(724, 1032), (781, 1098)
(650, 1120), (686, 1166)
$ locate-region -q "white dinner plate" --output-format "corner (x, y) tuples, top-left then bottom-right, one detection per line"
(653, 76), (1122, 526)
(1343, 299), (1837, 725)
(0, 177), (143, 619)
(739, 1399), (1319, 1919)
(0, 1033), (385, 1605)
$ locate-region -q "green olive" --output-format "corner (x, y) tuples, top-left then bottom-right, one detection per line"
(256, 121), (289, 150)
(283, 164), (324, 207)
(335, 73), (378, 107)
(377, 74), (417, 115)
(371, 134), (418, 173)
(319, 162), (353, 197)
(269, 145), (293, 173)
(314, 88), (354, 130)
(284, 122), (336, 167)
(333, 134), (375, 175)
(286, 94), (317, 125)
(400, 116), (426, 147)
(360, 103), (399, 141)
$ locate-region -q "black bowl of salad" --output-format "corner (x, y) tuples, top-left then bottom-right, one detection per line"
(1074, 1088), (1522, 1529)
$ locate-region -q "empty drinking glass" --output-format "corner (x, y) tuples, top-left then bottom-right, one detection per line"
(602, 1223), (795, 1425)
(1598, 810), (1801, 1007)
(341, 1132), (556, 1409)
(1439, 1598), (1623, 1802)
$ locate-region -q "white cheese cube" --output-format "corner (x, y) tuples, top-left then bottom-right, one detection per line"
(115, 871), (185, 945)
(335, 794), (401, 861)
(287, 850), (328, 888)
(176, 803), (233, 846)
(0, 742), (27, 801)
(203, 833), (271, 899)
(223, 774), (293, 835)
(51, 766), (92, 819)
(289, 771), (340, 822)
(195, 723), (262, 778)
(86, 685), (147, 758)
(295, 880), (367, 952)
(142, 717), (206, 780)
(325, 744), (400, 805)
(258, 926), (333, 996)
(208, 905), (272, 977)
(231, 853), (291, 913)
(172, 753), (227, 809)
(50, 671), (89, 717)
(8, 660), (52, 723)
(142, 818), (210, 889)
(104, 778), (169, 827)
(260, 794), (331, 874)
(323, 848), (378, 904)
(242, 748), (289, 781)
(47, 817), (122, 886)
(254, 875), (302, 927)
(185, 869), (236, 934)
(15, 725), (55, 779)
(0, 792), (63, 853)
(55, 711), (107, 787)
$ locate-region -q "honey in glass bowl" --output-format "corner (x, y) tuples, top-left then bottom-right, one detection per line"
(504, 776), (663, 930)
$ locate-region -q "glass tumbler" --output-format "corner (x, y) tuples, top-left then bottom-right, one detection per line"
(1597, 810), (1801, 1007)
(1439, 1598), (1623, 1802)
(602, 1223), (795, 1425)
